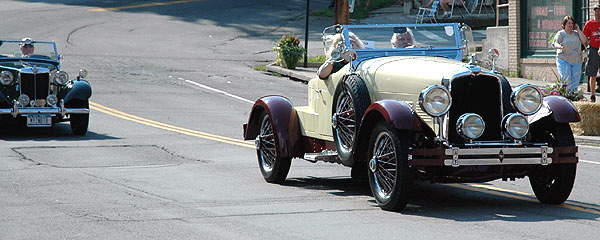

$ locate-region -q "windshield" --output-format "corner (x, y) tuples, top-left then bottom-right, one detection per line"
(0, 40), (59, 60)
(322, 23), (464, 61)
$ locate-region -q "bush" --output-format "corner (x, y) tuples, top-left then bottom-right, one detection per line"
(275, 35), (306, 69)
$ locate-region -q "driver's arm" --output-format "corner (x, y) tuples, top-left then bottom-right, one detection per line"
(317, 60), (335, 79)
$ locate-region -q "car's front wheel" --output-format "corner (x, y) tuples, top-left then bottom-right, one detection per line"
(367, 121), (411, 211)
(69, 100), (89, 136)
(528, 120), (577, 204)
(256, 112), (291, 184)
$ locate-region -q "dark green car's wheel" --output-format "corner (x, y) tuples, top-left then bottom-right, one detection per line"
(256, 112), (291, 184)
(529, 121), (577, 204)
(367, 122), (411, 212)
(69, 100), (89, 136)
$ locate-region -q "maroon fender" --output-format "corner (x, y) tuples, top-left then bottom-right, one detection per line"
(362, 100), (420, 129)
(243, 95), (303, 158)
(544, 96), (581, 123)
(352, 100), (421, 164)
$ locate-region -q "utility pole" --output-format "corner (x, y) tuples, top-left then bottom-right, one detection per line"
(335, 0), (349, 24)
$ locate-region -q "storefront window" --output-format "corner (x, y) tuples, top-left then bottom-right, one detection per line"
(522, 0), (581, 57)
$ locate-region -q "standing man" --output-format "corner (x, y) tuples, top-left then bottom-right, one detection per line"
(583, 4), (600, 102)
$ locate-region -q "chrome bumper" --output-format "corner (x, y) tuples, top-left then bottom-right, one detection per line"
(0, 100), (89, 118)
(409, 146), (578, 167)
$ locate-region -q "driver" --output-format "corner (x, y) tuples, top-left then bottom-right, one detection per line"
(317, 32), (364, 79)
(390, 27), (415, 48)
(20, 37), (34, 57)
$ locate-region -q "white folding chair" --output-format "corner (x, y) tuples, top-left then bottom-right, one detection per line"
(449, 0), (472, 18)
(476, 0), (495, 16)
(416, 0), (440, 24)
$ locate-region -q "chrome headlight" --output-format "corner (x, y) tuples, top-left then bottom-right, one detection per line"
(456, 113), (485, 140)
(511, 84), (542, 115)
(419, 85), (452, 117)
(54, 71), (69, 85)
(46, 94), (58, 106)
(1, 70), (14, 85)
(18, 94), (30, 106)
(502, 113), (529, 139)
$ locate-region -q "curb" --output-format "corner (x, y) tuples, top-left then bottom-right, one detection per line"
(266, 62), (314, 83)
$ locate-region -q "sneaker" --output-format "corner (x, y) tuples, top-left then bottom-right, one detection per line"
(592, 95), (596, 102)
(442, 12), (451, 19)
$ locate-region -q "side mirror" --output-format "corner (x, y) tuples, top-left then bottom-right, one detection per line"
(488, 48), (500, 73)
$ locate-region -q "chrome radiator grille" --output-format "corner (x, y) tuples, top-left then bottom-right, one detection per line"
(448, 75), (503, 143)
(20, 72), (50, 100)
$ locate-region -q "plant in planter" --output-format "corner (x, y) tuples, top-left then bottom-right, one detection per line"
(275, 35), (306, 69)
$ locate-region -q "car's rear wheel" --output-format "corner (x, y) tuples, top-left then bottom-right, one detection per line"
(69, 100), (89, 136)
(367, 121), (411, 212)
(256, 112), (291, 184)
(528, 120), (576, 204)
(332, 75), (370, 162)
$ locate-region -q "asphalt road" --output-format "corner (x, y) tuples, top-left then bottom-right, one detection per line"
(1, 1), (599, 239)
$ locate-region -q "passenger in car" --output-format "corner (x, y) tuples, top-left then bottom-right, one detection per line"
(390, 27), (415, 48)
(318, 32), (364, 79)
(20, 37), (34, 57)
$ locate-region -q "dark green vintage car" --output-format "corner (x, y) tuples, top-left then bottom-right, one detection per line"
(0, 39), (91, 135)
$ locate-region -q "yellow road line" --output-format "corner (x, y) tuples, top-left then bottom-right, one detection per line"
(450, 183), (600, 214)
(89, 0), (203, 12)
(89, 101), (600, 215)
(89, 101), (255, 149)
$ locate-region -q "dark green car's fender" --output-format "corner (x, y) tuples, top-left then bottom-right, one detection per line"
(60, 79), (92, 104)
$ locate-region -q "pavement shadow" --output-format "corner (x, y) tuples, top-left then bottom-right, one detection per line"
(282, 175), (600, 222)
(0, 120), (119, 141)
(17, 0), (332, 40)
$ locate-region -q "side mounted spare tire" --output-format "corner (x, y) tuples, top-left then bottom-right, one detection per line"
(332, 74), (371, 163)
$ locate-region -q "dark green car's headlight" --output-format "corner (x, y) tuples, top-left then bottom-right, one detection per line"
(1, 71), (14, 85)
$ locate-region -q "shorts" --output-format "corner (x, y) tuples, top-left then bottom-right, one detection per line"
(586, 47), (600, 76)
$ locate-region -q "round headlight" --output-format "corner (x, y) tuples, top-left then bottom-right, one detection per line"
(456, 113), (485, 140)
(419, 85), (452, 117)
(511, 84), (542, 115)
(18, 94), (30, 106)
(503, 113), (529, 139)
(54, 71), (69, 85)
(1, 70), (14, 85)
(46, 94), (58, 106)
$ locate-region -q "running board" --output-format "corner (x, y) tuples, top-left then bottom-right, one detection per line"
(303, 150), (339, 163)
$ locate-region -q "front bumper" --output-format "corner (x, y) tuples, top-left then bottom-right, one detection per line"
(0, 100), (89, 118)
(409, 146), (578, 167)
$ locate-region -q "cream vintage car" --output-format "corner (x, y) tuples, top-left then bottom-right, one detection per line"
(243, 23), (580, 211)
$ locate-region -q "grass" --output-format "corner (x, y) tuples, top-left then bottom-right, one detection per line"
(311, 0), (398, 20)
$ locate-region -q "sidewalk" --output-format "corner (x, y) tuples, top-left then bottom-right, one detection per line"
(265, 3), (600, 146)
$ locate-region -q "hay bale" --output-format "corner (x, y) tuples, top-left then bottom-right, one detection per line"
(570, 102), (600, 136)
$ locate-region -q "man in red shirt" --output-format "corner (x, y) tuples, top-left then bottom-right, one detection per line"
(583, 4), (600, 101)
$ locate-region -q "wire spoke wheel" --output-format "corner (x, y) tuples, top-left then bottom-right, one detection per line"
(371, 131), (397, 199)
(332, 75), (370, 162)
(335, 91), (356, 151)
(256, 113), (291, 184)
(258, 115), (276, 173)
(367, 122), (411, 212)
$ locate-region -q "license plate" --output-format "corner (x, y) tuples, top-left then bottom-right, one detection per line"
(26, 114), (52, 127)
